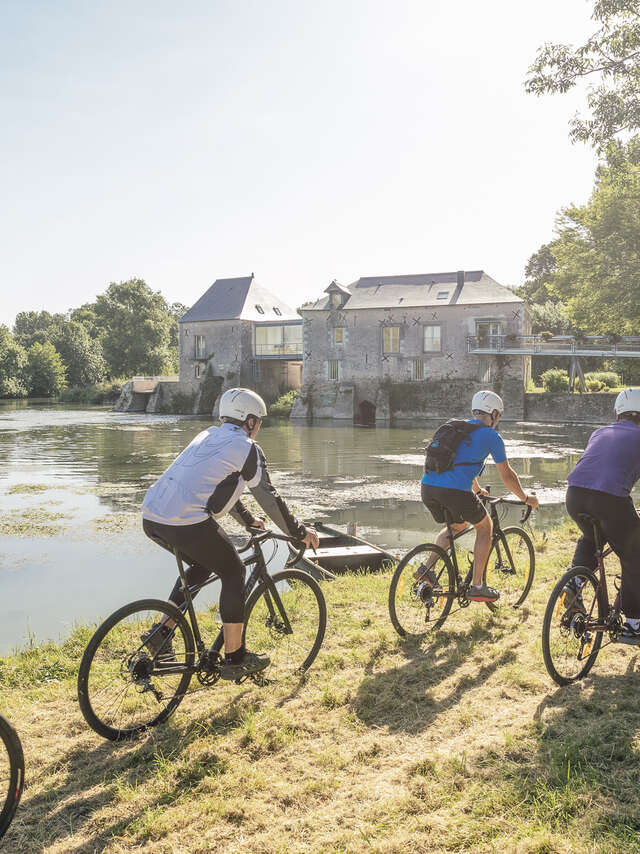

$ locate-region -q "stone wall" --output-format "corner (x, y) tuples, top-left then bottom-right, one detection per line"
(179, 320), (252, 393)
(524, 392), (617, 424)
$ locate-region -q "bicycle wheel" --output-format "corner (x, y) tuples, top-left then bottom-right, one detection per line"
(0, 716), (24, 841)
(388, 543), (455, 638)
(78, 599), (195, 741)
(542, 567), (605, 686)
(243, 569), (326, 679)
(484, 526), (535, 609)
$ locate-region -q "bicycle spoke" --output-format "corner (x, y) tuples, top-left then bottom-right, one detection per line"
(485, 527), (534, 608)
(389, 544), (454, 638)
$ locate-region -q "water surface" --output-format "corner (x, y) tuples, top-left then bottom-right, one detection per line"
(0, 401), (625, 652)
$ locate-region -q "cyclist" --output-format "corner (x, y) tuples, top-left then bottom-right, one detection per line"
(420, 390), (539, 602)
(564, 388), (640, 643)
(141, 388), (319, 679)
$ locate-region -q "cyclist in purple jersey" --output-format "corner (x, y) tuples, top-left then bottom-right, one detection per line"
(565, 388), (640, 643)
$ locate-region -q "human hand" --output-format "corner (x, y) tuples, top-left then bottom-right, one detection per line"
(524, 493), (539, 510)
(250, 518), (266, 530)
(475, 488), (491, 498)
(302, 527), (319, 551)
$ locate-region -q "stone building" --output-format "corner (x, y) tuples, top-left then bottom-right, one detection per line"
(291, 270), (530, 422)
(178, 274), (303, 404)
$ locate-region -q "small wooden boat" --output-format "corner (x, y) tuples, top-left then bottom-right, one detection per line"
(296, 522), (395, 578)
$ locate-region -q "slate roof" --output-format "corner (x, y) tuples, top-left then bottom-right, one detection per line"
(304, 271), (522, 311)
(179, 276), (301, 323)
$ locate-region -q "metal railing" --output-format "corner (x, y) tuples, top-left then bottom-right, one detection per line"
(255, 343), (303, 356)
(467, 335), (640, 356)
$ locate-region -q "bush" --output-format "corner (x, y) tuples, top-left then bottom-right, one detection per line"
(270, 389), (299, 417)
(540, 368), (569, 392)
(584, 371), (621, 389)
(586, 379), (605, 392)
(59, 379), (125, 404)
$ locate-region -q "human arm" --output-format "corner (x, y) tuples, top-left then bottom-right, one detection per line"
(495, 461), (539, 508)
(472, 478), (490, 498)
(228, 499), (264, 530)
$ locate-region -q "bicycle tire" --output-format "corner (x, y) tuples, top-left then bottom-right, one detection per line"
(542, 567), (605, 686)
(0, 715), (24, 841)
(388, 543), (456, 638)
(484, 526), (535, 610)
(243, 569), (326, 679)
(78, 598), (195, 741)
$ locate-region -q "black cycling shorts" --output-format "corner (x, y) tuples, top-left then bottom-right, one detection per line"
(421, 483), (487, 526)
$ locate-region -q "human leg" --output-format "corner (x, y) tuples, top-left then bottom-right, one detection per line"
(471, 514), (493, 587)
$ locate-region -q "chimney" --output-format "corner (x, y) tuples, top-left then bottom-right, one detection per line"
(456, 270), (465, 288)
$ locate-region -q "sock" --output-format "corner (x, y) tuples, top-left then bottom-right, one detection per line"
(224, 644), (245, 663)
(627, 619), (640, 630)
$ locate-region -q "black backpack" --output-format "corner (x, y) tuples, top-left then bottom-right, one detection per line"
(424, 420), (483, 475)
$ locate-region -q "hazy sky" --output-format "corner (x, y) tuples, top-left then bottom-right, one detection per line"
(1, 0), (599, 327)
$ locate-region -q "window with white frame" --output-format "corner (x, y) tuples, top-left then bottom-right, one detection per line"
(195, 335), (206, 359)
(479, 357), (493, 383)
(194, 363), (201, 379)
(383, 326), (400, 353)
(423, 324), (441, 352)
(412, 359), (425, 380)
(333, 327), (344, 345)
(328, 360), (339, 380)
(476, 320), (502, 340)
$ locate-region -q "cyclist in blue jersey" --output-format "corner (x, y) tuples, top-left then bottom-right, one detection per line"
(421, 390), (539, 602)
(564, 388), (640, 643)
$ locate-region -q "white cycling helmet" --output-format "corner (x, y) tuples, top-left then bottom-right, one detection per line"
(471, 390), (504, 415)
(614, 388), (640, 415)
(219, 388), (267, 422)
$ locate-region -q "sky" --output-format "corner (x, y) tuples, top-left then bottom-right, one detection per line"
(0, 0), (600, 327)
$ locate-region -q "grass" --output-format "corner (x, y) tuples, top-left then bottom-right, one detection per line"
(3, 521), (640, 852)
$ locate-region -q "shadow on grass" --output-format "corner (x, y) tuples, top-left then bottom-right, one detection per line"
(3, 683), (273, 853)
(353, 621), (517, 733)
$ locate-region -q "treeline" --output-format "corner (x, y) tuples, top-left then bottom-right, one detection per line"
(0, 279), (186, 399)
(517, 139), (640, 384)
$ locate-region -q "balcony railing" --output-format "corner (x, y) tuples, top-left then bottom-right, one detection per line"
(467, 334), (640, 357)
(255, 342), (303, 356)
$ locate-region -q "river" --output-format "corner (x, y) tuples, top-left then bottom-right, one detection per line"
(0, 401), (628, 653)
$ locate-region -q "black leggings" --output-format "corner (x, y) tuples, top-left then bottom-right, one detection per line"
(566, 486), (640, 619)
(142, 517), (246, 623)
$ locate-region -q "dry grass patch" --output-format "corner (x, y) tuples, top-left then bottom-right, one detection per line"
(2, 522), (640, 852)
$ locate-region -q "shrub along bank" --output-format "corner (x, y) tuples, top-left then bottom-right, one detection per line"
(3, 521), (640, 853)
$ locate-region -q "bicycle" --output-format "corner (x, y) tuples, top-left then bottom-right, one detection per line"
(78, 529), (327, 741)
(542, 513), (630, 686)
(0, 714), (24, 841)
(389, 496), (534, 638)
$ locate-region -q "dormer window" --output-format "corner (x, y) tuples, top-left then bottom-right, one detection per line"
(437, 291), (449, 300)
(273, 307), (282, 315)
(255, 305), (264, 314)
(331, 293), (342, 309)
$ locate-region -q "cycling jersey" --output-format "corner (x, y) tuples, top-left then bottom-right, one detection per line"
(567, 420), (640, 497)
(141, 421), (305, 538)
(421, 419), (507, 492)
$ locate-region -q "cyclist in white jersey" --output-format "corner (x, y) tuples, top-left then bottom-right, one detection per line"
(142, 388), (319, 680)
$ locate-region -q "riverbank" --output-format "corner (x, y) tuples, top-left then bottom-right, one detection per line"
(3, 521), (640, 853)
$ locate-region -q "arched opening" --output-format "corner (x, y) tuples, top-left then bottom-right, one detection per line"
(356, 400), (376, 426)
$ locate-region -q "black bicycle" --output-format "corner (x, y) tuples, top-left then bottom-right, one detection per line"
(389, 496), (534, 638)
(0, 714), (24, 841)
(542, 513), (630, 686)
(78, 529), (327, 741)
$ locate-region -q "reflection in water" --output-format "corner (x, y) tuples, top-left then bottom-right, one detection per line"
(0, 402), (633, 651)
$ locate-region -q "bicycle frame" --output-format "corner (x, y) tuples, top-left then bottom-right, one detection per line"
(173, 532), (294, 662)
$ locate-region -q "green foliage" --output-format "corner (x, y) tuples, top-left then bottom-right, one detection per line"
(0, 325), (27, 398)
(196, 367), (223, 415)
(540, 368), (570, 392)
(48, 320), (106, 386)
(270, 389), (299, 417)
(58, 379), (125, 404)
(25, 341), (67, 396)
(584, 370), (621, 389)
(586, 379), (605, 392)
(93, 278), (175, 377)
(528, 301), (572, 335)
(13, 310), (65, 347)
(526, 1), (640, 149)
(515, 244), (558, 305)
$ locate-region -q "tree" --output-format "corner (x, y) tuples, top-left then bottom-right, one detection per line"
(25, 342), (67, 396)
(528, 301), (573, 335)
(546, 138), (640, 333)
(93, 279), (175, 377)
(13, 310), (66, 348)
(48, 320), (106, 387)
(0, 326), (27, 398)
(526, 1), (640, 148)
(516, 244), (559, 305)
